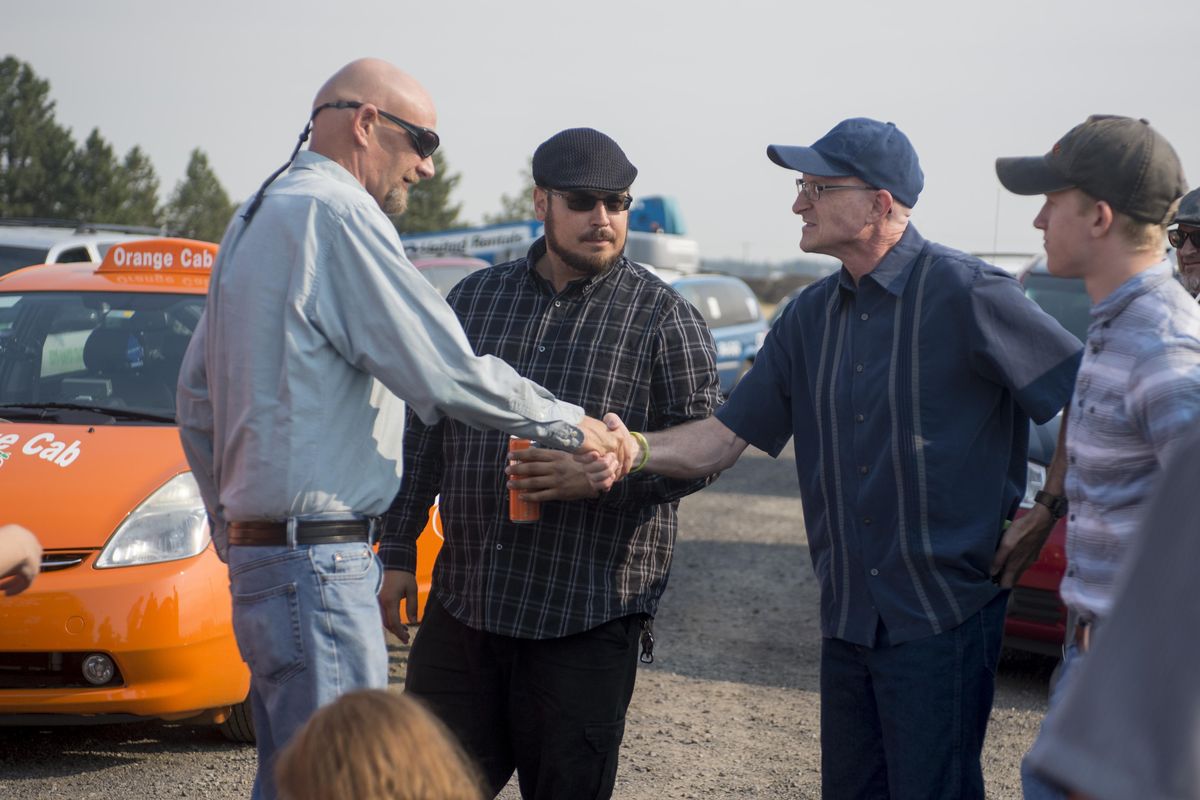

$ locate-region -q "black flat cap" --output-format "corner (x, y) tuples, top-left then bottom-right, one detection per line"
(532, 128), (637, 192)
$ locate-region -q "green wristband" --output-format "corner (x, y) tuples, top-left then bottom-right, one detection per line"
(630, 431), (650, 474)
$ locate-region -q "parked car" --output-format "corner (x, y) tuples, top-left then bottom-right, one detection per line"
(412, 255), (490, 298)
(0, 239), (441, 741)
(1003, 255), (1088, 656)
(665, 272), (768, 394)
(0, 219), (166, 279)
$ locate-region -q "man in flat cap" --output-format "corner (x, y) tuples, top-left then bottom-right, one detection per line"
(381, 127), (721, 799)
(994, 116), (1200, 800)
(1170, 187), (1200, 299)
(596, 117), (1082, 798)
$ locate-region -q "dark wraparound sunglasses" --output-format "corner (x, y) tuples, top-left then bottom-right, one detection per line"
(546, 189), (633, 214)
(315, 100), (440, 159)
(242, 100), (440, 224)
(1168, 228), (1200, 249)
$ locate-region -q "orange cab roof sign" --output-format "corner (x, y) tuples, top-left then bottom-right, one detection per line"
(98, 238), (218, 274)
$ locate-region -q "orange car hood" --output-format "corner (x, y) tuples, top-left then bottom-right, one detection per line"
(0, 422), (189, 549)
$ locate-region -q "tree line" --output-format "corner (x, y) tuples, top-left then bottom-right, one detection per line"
(0, 56), (534, 243)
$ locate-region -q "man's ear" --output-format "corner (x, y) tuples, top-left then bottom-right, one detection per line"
(533, 187), (549, 222)
(350, 104), (378, 148)
(870, 188), (895, 222)
(1090, 200), (1115, 239)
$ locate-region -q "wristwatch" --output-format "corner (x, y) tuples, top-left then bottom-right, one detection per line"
(1033, 490), (1068, 519)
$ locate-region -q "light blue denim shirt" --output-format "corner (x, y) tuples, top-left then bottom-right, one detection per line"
(176, 151), (584, 557)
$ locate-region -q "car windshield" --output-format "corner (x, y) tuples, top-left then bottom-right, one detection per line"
(674, 280), (762, 328)
(0, 245), (50, 277)
(0, 291), (203, 421)
(1022, 273), (1089, 343)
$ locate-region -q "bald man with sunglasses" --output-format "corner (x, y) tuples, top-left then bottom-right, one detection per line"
(381, 127), (721, 799)
(176, 63), (633, 800)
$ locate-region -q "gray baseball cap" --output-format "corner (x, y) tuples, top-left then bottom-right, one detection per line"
(996, 115), (1186, 224)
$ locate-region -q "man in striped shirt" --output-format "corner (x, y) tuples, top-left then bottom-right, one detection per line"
(995, 115), (1200, 800)
(381, 128), (721, 799)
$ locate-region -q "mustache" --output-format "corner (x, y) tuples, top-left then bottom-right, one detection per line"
(580, 230), (616, 243)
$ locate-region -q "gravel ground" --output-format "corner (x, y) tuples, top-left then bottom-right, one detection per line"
(0, 442), (1057, 798)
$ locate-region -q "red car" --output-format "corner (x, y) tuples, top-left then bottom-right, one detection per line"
(1003, 257), (1089, 656)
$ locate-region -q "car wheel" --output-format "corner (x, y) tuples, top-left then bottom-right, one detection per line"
(217, 698), (255, 743)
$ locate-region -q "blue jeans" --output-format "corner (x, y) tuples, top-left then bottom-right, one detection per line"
(227, 541), (388, 800)
(820, 590), (1009, 799)
(1020, 642), (1083, 799)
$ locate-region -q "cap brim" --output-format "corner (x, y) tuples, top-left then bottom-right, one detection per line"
(767, 144), (851, 177)
(995, 156), (1073, 196)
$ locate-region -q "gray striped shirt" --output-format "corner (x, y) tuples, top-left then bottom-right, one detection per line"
(1061, 261), (1200, 621)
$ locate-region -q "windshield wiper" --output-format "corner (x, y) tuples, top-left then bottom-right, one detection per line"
(0, 402), (176, 424)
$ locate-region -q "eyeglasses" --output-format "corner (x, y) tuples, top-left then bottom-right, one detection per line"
(1168, 228), (1200, 249)
(546, 189), (633, 214)
(315, 100), (440, 159)
(795, 179), (877, 203)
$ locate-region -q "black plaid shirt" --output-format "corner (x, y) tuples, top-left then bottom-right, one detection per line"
(381, 238), (722, 639)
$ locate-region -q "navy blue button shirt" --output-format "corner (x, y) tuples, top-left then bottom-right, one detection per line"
(718, 226), (1082, 646)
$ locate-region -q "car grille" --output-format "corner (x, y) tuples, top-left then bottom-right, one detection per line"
(0, 652), (124, 689)
(1008, 586), (1064, 626)
(40, 552), (93, 572)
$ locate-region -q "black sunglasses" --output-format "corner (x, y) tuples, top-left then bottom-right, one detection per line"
(1168, 228), (1200, 249)
(546, 189), (633, 214)
(315, 100), (440, 159)
(241, 99), (441, 225)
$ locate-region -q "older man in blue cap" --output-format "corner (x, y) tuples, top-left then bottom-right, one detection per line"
(598, 117), (1083, 798)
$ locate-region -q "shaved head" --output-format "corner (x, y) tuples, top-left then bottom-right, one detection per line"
(313, 58), (434, 123)
(307, 58), (437, 215)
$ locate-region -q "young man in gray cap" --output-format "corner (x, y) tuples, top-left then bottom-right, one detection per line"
(380, 128), (721, 799)
(994, 114), (1200, 800)
(1170, 187), (1200, 298)
(597, 117), (1082, 798)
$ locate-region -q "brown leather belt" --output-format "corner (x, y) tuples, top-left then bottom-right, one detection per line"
(227, 519), (374, 547)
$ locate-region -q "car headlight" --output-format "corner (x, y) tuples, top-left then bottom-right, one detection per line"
(95, 472), (210, 568)
(1019, 461), (1047, 510)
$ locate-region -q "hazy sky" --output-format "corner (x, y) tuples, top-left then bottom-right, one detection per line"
(7, 0), (1197, 263)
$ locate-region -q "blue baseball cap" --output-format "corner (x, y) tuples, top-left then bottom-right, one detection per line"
(767, 118), (924, 208)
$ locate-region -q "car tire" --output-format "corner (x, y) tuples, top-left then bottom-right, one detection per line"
(217, 698), (255, 743)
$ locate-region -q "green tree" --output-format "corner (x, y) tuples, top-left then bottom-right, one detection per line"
(0, 56), (77, 218)
(394, 150), (465, 234)
(71, 128), (122, 221)
(110, 146), (163, 227)
(164, 148), (235, 242)
(483, 158), (535, 224)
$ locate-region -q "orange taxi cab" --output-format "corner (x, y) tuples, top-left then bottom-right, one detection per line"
(0, 239), (440, 741)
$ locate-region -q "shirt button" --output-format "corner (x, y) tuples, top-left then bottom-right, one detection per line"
(870, 568), (879, 576)
(855, 363), (864, 373)
(859, 465), (869, 475)
(554, 301), (562, 307)
(855, 414), (865, 423)
(863, 517), (872, 526)
(496, 543), (504, 551)
(538, 345), (546, 353)
(860, 312), (869, 321)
